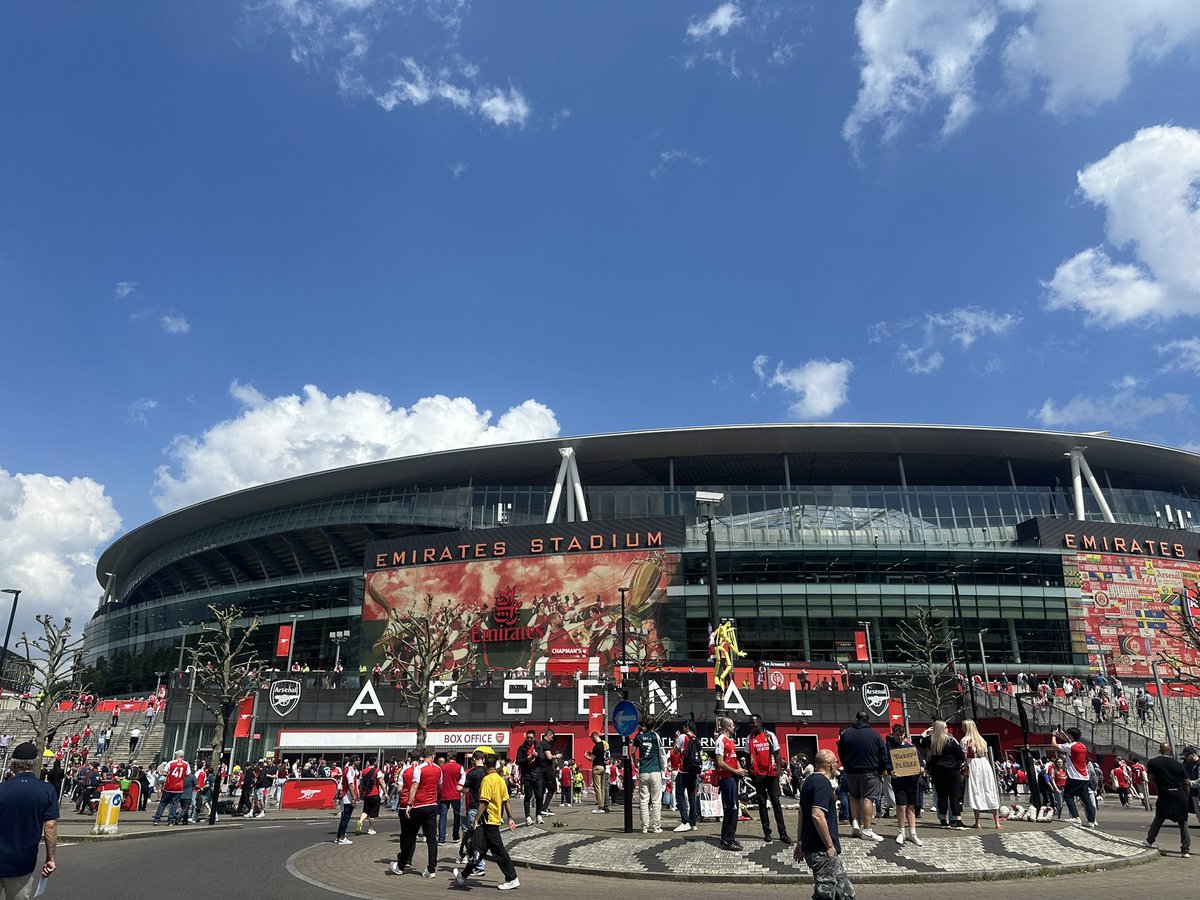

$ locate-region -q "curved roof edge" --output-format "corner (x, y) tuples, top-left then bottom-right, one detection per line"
(97, 422), (1200, 585)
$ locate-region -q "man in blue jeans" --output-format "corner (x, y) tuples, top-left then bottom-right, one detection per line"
(672, 721), (702, 832)
(715, 716), (747, 851)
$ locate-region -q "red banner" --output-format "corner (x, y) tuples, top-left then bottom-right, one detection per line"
(588, 695), (604, 736)
(233, 696), (255, 738)
(275, 624), (293, 659)
(854, 631), (868, 662)
(889, 698), (904, 725)
(280, 778), (338, 810)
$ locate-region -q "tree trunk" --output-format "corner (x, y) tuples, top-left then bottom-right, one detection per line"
(416, 691), (429, 754)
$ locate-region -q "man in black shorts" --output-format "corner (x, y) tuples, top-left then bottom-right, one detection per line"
(357, 756), (381, 835)
(835, 711), (887, 842)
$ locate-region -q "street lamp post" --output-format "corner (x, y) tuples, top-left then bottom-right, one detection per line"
(857, 619), (875, 676)
(180, 665), (198, 759)
(329, 629), (350, 672)
(948, 573), (978, 720)
(978, 628), (990, 694)
(286, 614), (304, 672)
(696, 491), (725, 724)
(0, 589), (20, 692)
(618, 586), (628, 674)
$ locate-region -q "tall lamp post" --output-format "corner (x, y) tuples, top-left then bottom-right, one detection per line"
(329, 629), (350, 672)
(977, 628), (990, 695)
(696, 491), (725, 724)
(180, 665), (198, 759)
(948, 573), (978, 720)
(286, 614), (304, 672)
(0, 588), (20, 692)
(857, 619), (875, 676)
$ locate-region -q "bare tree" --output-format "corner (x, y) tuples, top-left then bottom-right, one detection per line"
(368, 591), (479, 752)
(893, 604), (960, 721)
(183, 605), (262, 783)
(18, 615), (90, 755)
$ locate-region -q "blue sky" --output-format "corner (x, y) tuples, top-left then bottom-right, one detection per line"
(3, 1), (1200, 628)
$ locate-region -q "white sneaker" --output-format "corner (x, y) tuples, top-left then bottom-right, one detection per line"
(536, 815), (544, 824)
(673, 823), (693, 832)
(453, 869), (466, 887)
(421, 871), (436, 879)
(543, 810), (555, 816)
(389, 862), (403, 875)
(498, 878), (520, 890)
(909, 834), (924, 846)
(851, 820), (861, 837)
(641, 826), (648, 834)
(335, 837), (353, 845)
(895, 831), (905, 845)
(652, 826), (663, 834)
(860, 829), (884, 842)
(524, 817), (533, 826)
(367, 829), (377, 835)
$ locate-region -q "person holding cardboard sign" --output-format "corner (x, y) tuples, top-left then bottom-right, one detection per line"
(886, 725), (924, 846)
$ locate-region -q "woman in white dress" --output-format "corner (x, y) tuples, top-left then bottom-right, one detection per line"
(961, 719), (1001, 829)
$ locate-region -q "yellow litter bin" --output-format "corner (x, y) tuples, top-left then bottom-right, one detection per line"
(93, 789), (122, 835)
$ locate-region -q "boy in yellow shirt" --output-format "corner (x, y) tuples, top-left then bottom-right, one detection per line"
(454, 760), (521, 891)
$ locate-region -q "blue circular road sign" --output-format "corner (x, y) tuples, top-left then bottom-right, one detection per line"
(611, 699), (640, 737)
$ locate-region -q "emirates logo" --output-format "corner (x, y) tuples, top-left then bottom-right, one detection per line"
(492, 586), (520, 627)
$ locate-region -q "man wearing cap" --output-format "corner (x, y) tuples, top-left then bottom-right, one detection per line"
(0, 742), (58, 899)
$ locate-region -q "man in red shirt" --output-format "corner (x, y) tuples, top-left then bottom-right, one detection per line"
(152, 750), (191, 826)
(747, 714), (792, 845)
(356, 756), (381, 835)
(715, 715), (746, 851)
(438, 753), (464, 845)
(393, 747), (441, 878)
(1130, 755), (1150, 810)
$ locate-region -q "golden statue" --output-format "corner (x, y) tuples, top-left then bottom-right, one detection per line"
(712, 619), (745, 690)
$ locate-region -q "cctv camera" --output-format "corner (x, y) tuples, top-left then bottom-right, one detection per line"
(695, 490), (725, 505)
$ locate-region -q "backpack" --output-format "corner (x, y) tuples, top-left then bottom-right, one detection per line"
(682, 734), (702, 774)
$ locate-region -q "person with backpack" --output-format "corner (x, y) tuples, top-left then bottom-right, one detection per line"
(335, 756), (359, 845)
(673, 720), (702, 831)
(356, 756), (381, 835)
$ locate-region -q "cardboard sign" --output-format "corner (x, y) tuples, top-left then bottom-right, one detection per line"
(890, 746), (922, 778)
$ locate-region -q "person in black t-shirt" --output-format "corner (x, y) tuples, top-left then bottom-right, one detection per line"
(538, 729), (557, 816)
(584, 731), (609, 813)
(457, 750), (492, 878)
(515, 731), (543, 824)
(795, 750), (856, 899)
(1146, 742), (1192, 857)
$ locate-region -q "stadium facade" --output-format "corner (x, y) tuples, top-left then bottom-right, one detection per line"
(87, 424), (1200, 759)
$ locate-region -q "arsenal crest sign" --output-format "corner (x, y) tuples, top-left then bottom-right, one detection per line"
(861, 681), (890, 718)
(270, 680), (302, 717)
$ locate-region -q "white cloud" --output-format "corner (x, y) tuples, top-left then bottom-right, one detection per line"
(1003, 1), (1200, 114)
(152, 383), (561, 512)
(1031, 385), (1190, 428)
(125, 398), (158, 425)
(114, 281), (139, 298)
(0, 468), (122, 634)
(1159, 337), (1200, 374)
(368, 59), (530, 127)
(160, 314), (191, 334)
(872, 305), (1019, 373)
(845, 1), (1200, 148)
(449, 160), (468, 178)
(754, 356), (853, 419)
(1045, 125), (1200, 326)
(262, 1), (532, 128)
(898, 346), (944, 375)
(649, 149), (706, 179)
(687, 3), (745, 40)
(844, 0), (998, 147)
